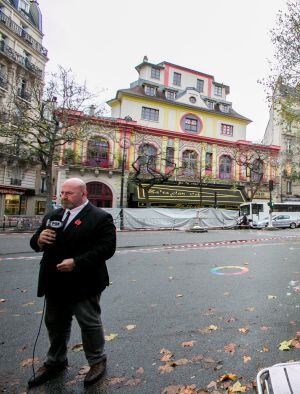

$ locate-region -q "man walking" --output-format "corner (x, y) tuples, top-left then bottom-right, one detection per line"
(28, 178), (116, 388)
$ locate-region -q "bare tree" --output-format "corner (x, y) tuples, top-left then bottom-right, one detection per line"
(228, 146), (278, 201)
(131, 150), (176, 208)
(0, 66), (102, 211)
(262, 0), (300, 131)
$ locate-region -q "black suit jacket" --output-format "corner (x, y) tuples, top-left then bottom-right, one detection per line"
(30, 203), (116, 301)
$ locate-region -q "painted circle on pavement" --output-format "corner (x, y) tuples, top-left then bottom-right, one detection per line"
(211, 266), (249, 276)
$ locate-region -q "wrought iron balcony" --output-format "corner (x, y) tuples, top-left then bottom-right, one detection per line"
(17, 88), (31, 101)
(0, 10), (48, 57)
(0, 75), (8, 90)
(0, 40), (42, 77)
(81, 158), (113, 168)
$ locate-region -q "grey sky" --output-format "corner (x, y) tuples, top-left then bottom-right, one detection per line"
(38, 0), (287, 142)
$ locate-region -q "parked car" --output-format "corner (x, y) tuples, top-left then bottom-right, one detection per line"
(252, 215), (299, 229)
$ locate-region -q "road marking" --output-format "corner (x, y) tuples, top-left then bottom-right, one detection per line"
(1, 235), (300, 261)
(211, 266), (249, 276)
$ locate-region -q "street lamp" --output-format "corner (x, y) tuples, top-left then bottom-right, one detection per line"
(120, 115), (132, 230)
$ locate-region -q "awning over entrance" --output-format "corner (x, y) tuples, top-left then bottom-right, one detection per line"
(131, 182), (247, 208)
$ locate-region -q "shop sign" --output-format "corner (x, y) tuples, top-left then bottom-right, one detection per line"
(0, 188), (25, 195)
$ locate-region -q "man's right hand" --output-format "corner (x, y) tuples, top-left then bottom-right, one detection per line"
(38, 229), (56, 247)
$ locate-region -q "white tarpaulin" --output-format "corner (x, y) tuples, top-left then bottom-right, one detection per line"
(103, 208), (239, 230)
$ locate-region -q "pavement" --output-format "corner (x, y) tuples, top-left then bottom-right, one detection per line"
(1, 228), (300, 393)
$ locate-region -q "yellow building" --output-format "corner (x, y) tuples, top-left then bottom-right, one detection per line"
(57, 58), (280, 209)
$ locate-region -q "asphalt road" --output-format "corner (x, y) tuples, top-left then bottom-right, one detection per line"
(0, 229), (300, 393)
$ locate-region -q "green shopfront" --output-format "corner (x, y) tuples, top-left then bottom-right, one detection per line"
(129, 181), (248, 210)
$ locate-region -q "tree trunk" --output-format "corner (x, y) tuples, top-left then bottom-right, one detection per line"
(44, 158), (54, 213)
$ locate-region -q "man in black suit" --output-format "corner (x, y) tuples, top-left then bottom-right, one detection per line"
(28, 178), (116, 388)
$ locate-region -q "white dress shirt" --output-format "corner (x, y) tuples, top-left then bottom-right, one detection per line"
(62, 200), (89, 229)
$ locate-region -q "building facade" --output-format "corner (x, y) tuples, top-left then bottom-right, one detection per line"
(0, 0), (48, 216)
(56, 58), (280, 210)
(263, 84), (300, 202)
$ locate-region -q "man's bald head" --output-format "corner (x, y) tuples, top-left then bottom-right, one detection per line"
(60, 178), (88, 209)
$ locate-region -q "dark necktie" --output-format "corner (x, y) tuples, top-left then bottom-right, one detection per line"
(62, 210), (71, 230)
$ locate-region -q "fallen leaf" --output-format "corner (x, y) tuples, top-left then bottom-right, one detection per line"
(176, 294), (183, 298)
(224, 292), (230, 297)
(228, 381), (247, 392)
(260, 326), (271, 331)
(124, 324), (136, 331)
(181, 341), (196, 347)
(22, 301), (35, 307)
(158, 364), (174, 373)
(245, 307), (255, 312)
(160, 348), (174, 362)
(77, 365), (90, 375)
(227, 317), (237, 323)
(219, 373), (237, 381)
(162, 385), (199, 394)
(171, 358), (189, 366)
(71, 343), (83, 352)
(105, 333), (118, 341)
(20, 357), (39, 367)
(21, 289), (28, 293)
(262, 346), (269, 352)
(136, 367), (144, 374)
(203, 357), (215, 364)
(190, 354), (204, 363)
(207, 381), (217, 390)
(124, 378), (141, 386)
(279, 339), (293, 351)
(106, 376), (127, 385)
(238, 327), (249, 334)
(267, 295), (277, 300)
(208, 325), (218, 331)
(243, 356), (251, 363)
(0, 299), (6, 303)
(224, 343), (237, 354)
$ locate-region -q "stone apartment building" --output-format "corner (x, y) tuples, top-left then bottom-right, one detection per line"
(0, 0), (47, 217)
(263, 83), (300, 202)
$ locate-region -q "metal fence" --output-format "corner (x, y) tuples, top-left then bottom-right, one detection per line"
(0, 216), (43, 232)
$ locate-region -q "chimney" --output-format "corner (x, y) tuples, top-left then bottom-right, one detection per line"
(89, 105), (96, 116)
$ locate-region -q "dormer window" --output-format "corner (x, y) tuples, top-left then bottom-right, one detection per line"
(197, 79), (204, 93)
(151, 67), (160, 80)
(173, 72), (181, 86)
(220, 104), (229, 113)
(214, 85), (222, 96)
(19, 0), (30, 13)
(145, 85), (156, 96)
(165, 90), (176, 100)
(206, 101), (214, 110)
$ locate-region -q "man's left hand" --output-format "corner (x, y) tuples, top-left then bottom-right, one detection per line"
(57, 258), (75, 272)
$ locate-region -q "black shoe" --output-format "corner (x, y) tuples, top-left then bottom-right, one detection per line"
(84, 357), (106, 387)
(27, 359), (68, 388)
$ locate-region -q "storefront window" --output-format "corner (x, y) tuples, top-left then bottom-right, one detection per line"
(35, 200), (46, 215)
(4, 194), (27, 215)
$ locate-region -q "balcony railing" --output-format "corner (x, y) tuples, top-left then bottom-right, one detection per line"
(17, 88), (31, 101)
(0, 75), (8, 90)
(0, 40), (43, 77)
(81, 158), (112, 168)
(0, 10), (48, 57)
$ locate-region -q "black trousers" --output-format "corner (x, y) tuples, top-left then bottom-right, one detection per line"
(44, 295), (105, 366)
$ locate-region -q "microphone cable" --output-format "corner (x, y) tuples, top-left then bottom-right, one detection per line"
(30, 296), (46, 381)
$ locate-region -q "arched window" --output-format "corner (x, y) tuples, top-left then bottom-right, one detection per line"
(182, 150), (198, 176)
(252, 159), (263, 183)
(219, 155), (232, 179)
(87, 137), (109, 167)
(138, 144), (157, 170)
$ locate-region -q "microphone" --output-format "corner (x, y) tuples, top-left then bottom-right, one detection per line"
(46, 214), (64, 234)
